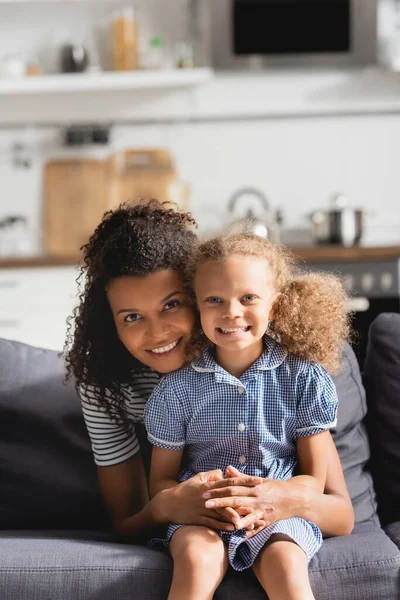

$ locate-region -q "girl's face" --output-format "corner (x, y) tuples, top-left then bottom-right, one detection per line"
(195, 255), (277, 357)
(107, 269), (195, 373)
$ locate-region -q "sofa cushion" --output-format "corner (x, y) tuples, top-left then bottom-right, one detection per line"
(0, 524), (398, 600)
(363, 313), (400, 526)
(0, 338), (109, 530)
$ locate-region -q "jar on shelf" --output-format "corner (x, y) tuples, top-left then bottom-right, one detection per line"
(144, 36), (166, 70)
(175, 41), (194, 69)
(111, 6), (139, 71)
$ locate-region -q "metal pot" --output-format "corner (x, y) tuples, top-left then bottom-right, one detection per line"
(309, 194), (365, 247)
(226, 187), (282, 242)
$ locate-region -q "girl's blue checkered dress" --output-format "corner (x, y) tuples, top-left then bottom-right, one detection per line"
(144, 337), (338, 571)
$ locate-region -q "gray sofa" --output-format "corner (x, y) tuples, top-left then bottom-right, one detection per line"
(1, 313), (400, 600)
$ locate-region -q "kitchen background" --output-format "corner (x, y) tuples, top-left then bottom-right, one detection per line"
(0, 0), (399, 363)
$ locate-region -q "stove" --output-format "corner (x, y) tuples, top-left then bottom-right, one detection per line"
(305, 257), (400, 369)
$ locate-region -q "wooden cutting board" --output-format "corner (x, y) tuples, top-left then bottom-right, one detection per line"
(108, 148), (189, 210)
(44, 160), (109, 257)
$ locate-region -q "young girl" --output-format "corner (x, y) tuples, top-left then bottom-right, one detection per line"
(144, 232), (350, 600)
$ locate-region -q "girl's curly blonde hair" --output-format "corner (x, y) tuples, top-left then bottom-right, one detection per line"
(186, 232), (351, 373)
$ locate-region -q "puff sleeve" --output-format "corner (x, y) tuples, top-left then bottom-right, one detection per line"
(144, 376), (187, 451)
(295, 362), (338, 438)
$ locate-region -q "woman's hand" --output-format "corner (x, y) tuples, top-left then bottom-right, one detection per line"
(201, 465), (300, 530)
(152, 469), (265, 531)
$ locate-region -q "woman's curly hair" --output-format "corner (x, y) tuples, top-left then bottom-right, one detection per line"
(64, 199), (197, 424)
(186, 232), (351, 373)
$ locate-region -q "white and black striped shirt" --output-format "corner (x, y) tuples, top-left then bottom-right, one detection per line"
(80, 371), (160, 466)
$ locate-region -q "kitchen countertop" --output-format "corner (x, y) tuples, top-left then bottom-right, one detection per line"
(0, 245), (400, 269)
(287, 245), (400, 263)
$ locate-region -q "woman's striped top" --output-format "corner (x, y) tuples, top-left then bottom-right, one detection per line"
(79, 371), (160, 466)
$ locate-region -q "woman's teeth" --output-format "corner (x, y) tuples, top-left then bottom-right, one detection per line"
(219, 327), (250, 333)
(150, 340), (179, 354)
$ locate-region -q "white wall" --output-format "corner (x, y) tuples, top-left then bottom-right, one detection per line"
(0, 0), (399, 249)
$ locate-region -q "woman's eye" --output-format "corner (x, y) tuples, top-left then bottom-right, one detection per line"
(124, 313), (141, 323)
(164, 299), (180, 310)
(205, 297), (222, 304)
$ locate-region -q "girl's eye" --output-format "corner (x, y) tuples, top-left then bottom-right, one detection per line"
(164, 299), (181, 310)
(124, 313), (141, 323)
(242, 295), (257, 303)
(205, 297), (222, 304)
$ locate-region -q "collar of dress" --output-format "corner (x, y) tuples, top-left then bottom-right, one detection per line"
(191, 336), (287, 383)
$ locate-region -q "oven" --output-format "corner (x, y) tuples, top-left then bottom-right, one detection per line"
(306, 258), (400, 370)
(203, 0), (377, 70)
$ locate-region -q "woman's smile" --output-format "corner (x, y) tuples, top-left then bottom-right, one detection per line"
(146, 337), (182, 355)
(107, 270), (195, 373)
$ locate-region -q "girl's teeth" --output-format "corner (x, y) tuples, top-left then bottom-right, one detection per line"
(219, 327), (248, 333)
(151, 340), (179, 354)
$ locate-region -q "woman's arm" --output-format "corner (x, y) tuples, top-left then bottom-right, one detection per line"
(202, 434), (354, 537)
(97, 455), (157, 539)
(97, 455), (252, 539)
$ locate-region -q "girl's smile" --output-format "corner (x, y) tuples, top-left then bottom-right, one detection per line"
(216, 326), (252, 338)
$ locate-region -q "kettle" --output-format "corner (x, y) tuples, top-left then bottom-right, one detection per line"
(226, 187), (282, 242)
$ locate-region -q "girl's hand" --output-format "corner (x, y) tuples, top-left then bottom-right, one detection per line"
(201, 465), (297, 530)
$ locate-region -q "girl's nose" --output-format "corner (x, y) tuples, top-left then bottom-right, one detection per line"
(222, 300), (243, 319)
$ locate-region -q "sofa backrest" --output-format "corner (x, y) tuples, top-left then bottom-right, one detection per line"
(0, 336), (378, 530)
(364, 312), (400, 526)
(0, 338), (109, 530)
(331, 341), (378, 525)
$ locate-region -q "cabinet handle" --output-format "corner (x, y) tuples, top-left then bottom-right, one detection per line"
(0, 319), (20, 327)
(0, 280), (19, 289)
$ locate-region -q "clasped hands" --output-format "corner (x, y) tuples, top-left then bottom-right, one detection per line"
(199, 465), (266, 535)
(158, 465), (293, 538)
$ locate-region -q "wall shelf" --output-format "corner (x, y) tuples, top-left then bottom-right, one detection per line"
(1, 66), (400, 127)
(0, 68), (213, 95)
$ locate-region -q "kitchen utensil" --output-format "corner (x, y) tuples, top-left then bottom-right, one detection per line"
(108, 148), (188, 210)
(60, 43), (89, 73)
(309, 194), (365, 246)
(44, 159), (109, 257)
(0, 54), (26, 78)
(226, 187), (281, 242)
(0, 215), (32, 256)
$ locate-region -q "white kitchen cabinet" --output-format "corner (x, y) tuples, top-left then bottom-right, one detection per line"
(0, 266), (80, 351)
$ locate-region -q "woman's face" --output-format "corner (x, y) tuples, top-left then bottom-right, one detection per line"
(107, 269), (195, 373)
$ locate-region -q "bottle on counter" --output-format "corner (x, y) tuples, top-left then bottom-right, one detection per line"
(111, 6), (139, 71)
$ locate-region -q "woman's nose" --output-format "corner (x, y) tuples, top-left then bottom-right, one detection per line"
(147, 318), (169, 339)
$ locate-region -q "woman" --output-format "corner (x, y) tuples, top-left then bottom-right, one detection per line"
(65, 200), (354, 542)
